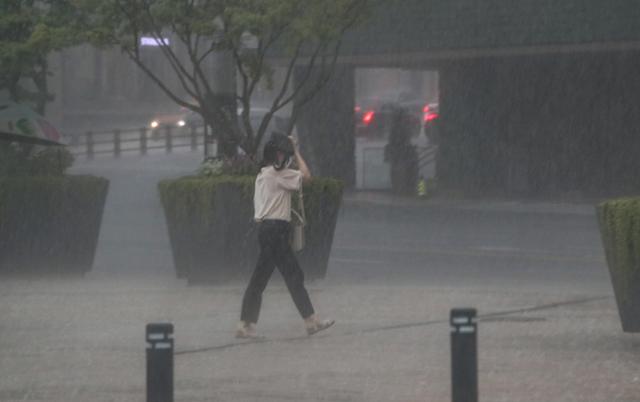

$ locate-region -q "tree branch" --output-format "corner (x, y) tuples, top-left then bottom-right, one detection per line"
(116, 0), (199, 101)
(140, 2), (201, 97)
(270, 5), (361, 125)
(284, 37), (344, 111)
(252, 40), (304, 148)
(232, 44), (253, 144)
(123, 47), (199, 113)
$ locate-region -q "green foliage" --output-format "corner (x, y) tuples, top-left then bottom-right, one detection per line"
(159, 175), (255, 228)
(197, 156), (260, 178)
(74, 0), (371, 158)
(0, 143), (74, 177)
(298, 177), (344, 228)
(219, 156), (260, 176)
(0, 1), (83, 111)
(158, 174), (344, 281)
(159, 174), (343, 227)
(28, 147), (75, 175)
(197, 158), (224, 178)
(0, 144), (26, 176)
(597, 197), (640, 303)
(0, 175), (109, 274)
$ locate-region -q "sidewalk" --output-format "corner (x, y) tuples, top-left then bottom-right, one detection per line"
(344, 191), (599, 216)
(15, 157), (635, 401)
(0, 277), (636, 402)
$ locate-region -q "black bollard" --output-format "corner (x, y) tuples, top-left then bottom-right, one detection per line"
(450, 308), (478, 402)
(146, 323), (174, 402)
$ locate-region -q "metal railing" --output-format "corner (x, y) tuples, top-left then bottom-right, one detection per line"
(66, 124), (209, 158)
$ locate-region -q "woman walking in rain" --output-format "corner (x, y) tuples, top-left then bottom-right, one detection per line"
(236, 133), (334, 339)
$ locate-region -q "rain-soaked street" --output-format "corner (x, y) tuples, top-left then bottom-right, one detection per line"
(68, 151), (609, 291)
(4, 2), (640, 401)
(0, 152), (636, 402)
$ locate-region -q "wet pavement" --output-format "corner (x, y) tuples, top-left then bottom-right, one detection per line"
(0, 152), (637, 401)
(0, 277), (637, 402)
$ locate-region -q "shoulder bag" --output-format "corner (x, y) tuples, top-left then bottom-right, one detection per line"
(290, 190), (306, 252)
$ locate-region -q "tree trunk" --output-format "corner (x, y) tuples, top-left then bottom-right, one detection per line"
(204, 93), (239, 158)
(210, 51), (239, 159)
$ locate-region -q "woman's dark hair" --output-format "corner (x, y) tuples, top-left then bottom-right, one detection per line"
(262, 132), (293, 170)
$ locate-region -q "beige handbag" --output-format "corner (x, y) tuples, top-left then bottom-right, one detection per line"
(290, 190), (306, 252)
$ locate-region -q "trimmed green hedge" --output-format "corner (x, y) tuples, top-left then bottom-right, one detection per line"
(159, 175), (344, 283)
(0, 175), (109, 275)
(596, 197), (640, 332)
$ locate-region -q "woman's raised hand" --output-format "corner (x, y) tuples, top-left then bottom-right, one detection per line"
(289, 136), (299, 151)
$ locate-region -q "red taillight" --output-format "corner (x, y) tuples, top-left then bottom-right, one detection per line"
(354, 105), (361, 113)
(424, 112), (439, 122)
(423, 104), (439, 122)
(363, 110), (375, 125)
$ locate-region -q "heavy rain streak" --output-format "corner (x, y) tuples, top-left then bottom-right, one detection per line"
(0, 1), (639, 402)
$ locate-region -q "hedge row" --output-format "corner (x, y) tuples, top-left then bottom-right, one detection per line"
(158, 175), (344, 283)
(596, 197), (640, 332)
(158, 175), (254, 231)
(0, 175), (109, 275)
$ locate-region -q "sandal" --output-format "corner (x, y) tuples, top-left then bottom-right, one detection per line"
(235, 322), (262, 339)
(306, 319), (335, 336)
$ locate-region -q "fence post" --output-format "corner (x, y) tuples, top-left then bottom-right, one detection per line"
(114, 129), (121, 157)
(190, 124), (198, 151)
(86, 131), (94, 159)
(451, 308), (478, 402)
(146, 323), (174, 402)
(165, 126), (173, 154)
(203, 124), (211, 158)
(140, 128), (148, 155)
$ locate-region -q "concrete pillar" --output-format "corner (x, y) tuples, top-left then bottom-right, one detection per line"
(293, 64), (356, 187)
(437, 53), (640, 197)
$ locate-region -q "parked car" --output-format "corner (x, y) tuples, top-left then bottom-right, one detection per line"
(355, 94), (425, 138)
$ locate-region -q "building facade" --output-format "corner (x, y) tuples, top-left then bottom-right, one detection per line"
(297, 0), (640, 196)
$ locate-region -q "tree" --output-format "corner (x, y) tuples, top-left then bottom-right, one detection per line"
(75, 0), (370, 159)
(0, 0), (81, 114)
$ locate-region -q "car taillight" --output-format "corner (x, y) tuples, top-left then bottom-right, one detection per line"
(363, 110), (375, 125)
(423, 105), (430, 113)
(424, 113), (439, 122)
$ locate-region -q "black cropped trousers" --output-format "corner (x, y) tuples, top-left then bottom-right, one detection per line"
(240, 219), (315, 324)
